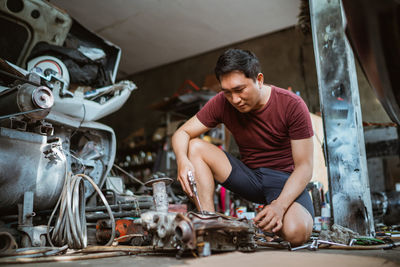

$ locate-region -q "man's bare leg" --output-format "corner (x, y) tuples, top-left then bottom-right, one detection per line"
(187, 138), (232, 212)
(186, 138), (313, 246)
(279, 202), (313, 246)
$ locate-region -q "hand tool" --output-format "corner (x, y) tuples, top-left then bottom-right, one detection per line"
(187, 171), (204, 214)
(290, 239), (349, 251)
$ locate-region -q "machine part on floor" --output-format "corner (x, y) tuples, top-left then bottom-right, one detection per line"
(144, 177), (173, 213)
(0, 232), (18, 254)
(141, 211), (183, 249)
(96, 219), (149, 246)
(309, 0), (375, 236)
(198, 241), (211, 257)
(371, 191), (400, 225)
(188, 211), (256, 252)
(47, 173), (115, 248)
(141, 176), (256, 253)
(142, 210), (257, 252)
(141, 176), (185, 249)
(255, 240), (290, 250)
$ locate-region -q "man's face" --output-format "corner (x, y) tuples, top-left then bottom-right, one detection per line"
(220, 71), (263, 113)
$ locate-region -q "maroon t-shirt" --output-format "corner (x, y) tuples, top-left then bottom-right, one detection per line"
(196, 85), (314, 173)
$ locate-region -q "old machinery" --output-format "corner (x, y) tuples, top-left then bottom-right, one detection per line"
(0, 0), (136, 249)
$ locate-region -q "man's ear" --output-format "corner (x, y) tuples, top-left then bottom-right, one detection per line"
(257, 73), (264, 87)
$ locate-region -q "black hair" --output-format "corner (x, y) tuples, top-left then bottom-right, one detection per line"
(214, 48), (261, 82)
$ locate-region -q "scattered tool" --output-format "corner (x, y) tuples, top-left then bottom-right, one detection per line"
(187, 171), (204, 215)
(290, 239), (349, 251)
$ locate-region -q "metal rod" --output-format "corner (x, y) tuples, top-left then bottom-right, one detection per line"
(0, 108), (44, 120)
(0, 69), (41, 87)
(113, 164), (145, 185)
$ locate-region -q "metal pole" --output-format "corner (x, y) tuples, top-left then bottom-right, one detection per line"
(309, 0), (375, 236)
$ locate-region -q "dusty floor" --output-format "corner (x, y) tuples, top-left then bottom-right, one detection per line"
(8, 247), (400, 267)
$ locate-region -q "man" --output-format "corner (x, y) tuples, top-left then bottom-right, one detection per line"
(172, 48), (314, 246)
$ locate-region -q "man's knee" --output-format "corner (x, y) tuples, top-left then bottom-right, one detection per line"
(188, 138), (208, 158)
(281, 220), (311, 246)
(281, 204), (313, 246)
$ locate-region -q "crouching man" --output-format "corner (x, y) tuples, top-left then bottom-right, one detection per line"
(172, 48), (314, 246)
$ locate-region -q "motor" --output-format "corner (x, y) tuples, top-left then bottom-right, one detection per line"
(0, 0), (136, 248)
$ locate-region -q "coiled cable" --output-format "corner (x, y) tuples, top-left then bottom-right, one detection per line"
(47, 172), (115, 248)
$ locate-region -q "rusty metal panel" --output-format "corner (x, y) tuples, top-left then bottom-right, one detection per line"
(309, 0), (375, 235)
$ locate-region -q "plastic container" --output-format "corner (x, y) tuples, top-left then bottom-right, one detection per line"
(321, 202), (331, 230)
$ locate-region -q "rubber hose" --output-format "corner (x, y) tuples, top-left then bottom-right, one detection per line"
(47, 172), (115, 248)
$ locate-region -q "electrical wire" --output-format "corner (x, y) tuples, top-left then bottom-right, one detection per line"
(47, 172), (115, 249)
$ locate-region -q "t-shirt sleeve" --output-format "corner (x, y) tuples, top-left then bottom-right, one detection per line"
(196, 92), (224, 128)
(286, 97), (314, 140)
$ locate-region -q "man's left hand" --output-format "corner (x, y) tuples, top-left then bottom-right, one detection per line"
(253, 200), (286, 233)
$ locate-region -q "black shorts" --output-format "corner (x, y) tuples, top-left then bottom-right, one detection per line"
(221, 151), (314, 218)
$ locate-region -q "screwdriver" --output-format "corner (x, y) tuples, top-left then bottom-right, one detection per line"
(187, 170), (204, 214)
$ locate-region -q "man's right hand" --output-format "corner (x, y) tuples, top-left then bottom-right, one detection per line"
(177, 159), (195, 197)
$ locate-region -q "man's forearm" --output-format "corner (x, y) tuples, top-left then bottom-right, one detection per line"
(171, 129), (190, 164)
(274, 164), (312, 212)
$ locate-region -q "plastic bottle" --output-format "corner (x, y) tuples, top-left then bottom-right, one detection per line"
(321, 202), (331, 230)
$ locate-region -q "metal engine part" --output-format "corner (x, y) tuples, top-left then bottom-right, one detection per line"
(0, 232), (18, 254)
(187, 212), (256, 252)
(140, 177), (256, 252)
(0, 127), (66, 213)
(141, 211), (256, 252)
(45, 111), (116, 200)
(0, 110), (116, 213)
(0, 79), (54, 120)
(141, 211), (184, 249)
(0, 0), (135, 251)
(96, 219), (150, 246)
(145, 177), (174, 213)
(141, 177), (179, 248)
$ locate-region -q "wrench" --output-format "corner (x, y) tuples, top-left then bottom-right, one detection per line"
(188, 171), (205, 214)
(290, 239), (348, 251)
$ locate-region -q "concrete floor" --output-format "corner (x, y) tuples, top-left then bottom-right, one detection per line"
(8, 247), (400, 267)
